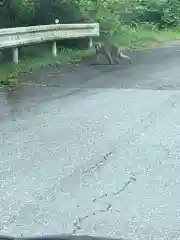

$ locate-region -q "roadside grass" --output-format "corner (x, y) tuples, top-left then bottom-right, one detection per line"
(131, 26), (180, 49)
(1, 25), (180, 86)
(0, 45), (93, 86)
(109, 24), (180, 50)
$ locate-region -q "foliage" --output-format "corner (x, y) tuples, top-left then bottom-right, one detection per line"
(1, 0), (180, 33)
(162, 0), (180, 27)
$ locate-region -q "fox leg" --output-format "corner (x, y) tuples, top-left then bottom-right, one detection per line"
(96, 52), (101, 63)
(105, 51), (114, 65)
(118, 51), (131, 64)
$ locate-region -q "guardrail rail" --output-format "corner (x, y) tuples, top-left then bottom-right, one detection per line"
(0, 23), (99, 64)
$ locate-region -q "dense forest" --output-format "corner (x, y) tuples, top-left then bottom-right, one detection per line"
(0, 0), (180, 40)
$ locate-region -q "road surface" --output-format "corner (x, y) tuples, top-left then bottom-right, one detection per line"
(0, 41), (180, 239)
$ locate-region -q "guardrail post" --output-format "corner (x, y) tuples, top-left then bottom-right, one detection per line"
(12, 47), (19, 64)
(89, 37), (93, 48)
(52, 41), (57, 57)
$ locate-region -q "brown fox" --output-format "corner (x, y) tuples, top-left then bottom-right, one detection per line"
(94, 42), (131, 65)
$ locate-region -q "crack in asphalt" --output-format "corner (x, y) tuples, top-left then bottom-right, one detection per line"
(37, 152), (114, 203)
(103, 152), (113, 161)
(0, 157), (151, 233)
(0, 151), (114, 232)
(72, 165), (152, 234)
(92, 176), (136, 203)
(72, 203), (112, 235)
(83, 152), (113, 175)
(113, 178), (135, 196)
(92, 166), (151, 202)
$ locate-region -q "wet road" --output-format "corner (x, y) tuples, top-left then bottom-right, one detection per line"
(0, 41), (180, 239)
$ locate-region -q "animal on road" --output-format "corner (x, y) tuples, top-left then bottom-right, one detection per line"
(94, 42), (132, 65)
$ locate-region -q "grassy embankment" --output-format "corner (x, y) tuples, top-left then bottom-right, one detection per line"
(1, 25), (180, 86)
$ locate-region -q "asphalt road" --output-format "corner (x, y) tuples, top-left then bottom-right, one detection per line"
(0, 41), (180, 239)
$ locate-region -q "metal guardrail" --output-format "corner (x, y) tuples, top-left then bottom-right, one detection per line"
(0, 23), (99, 64)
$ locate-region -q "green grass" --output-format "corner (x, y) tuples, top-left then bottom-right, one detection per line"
(130, 26), (180, 49)
(110, 24), (180, 50)
(1, 25), (180, 86)
(0, 46), (93, 86)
